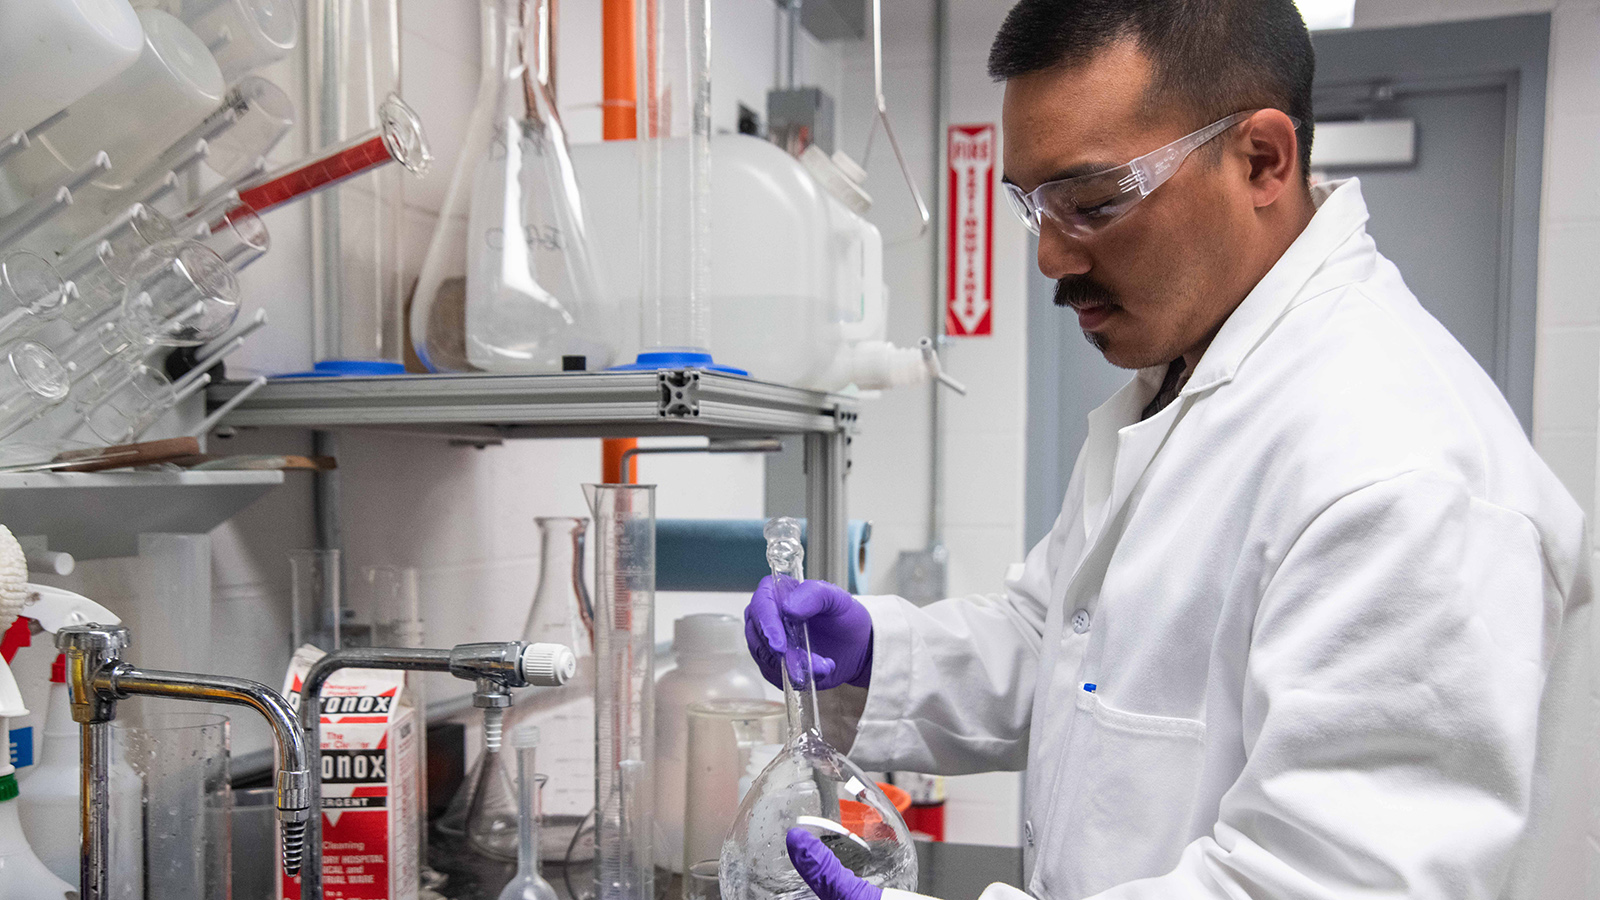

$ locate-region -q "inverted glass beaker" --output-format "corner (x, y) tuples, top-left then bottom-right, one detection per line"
(585, 483), (656, 900)
(719, 518), (917, 900)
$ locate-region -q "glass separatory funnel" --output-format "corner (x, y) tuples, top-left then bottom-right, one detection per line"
(719, 518), (917, 900)
(497, 725), (557, 900)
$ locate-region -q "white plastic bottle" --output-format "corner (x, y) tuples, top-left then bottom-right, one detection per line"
(0, 0), (145, 139)
(17, 655), (143, 893)
(653, 614), (768, 874)
(0, 659), (74, 900)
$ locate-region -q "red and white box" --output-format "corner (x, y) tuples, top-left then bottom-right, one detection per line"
(281, 645), (418, 900)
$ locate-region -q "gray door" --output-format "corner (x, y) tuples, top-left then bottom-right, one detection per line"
(1025, 14), (1549, 546)
(1315, 84), (1510, 381)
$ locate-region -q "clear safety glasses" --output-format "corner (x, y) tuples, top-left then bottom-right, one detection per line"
(1004, 109), (1289, 238)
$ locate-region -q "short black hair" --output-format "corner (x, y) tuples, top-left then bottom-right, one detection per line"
(988, 0), (1315, 176)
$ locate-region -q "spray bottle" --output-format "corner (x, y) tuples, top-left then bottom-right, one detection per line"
(0, 525), (75, 900)
(14, 584), (142, 892)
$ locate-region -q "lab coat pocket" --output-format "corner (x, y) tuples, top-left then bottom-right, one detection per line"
(1045, 692), (1207, 898)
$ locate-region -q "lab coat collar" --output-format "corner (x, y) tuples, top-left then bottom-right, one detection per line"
(1180, 177), (1375, 397)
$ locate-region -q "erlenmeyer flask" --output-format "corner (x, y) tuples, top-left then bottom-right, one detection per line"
(409, 0), (612, 373)
(719, 519), (918, 900)
(511, 518), (598, 862)
(455, 517), (597, 864)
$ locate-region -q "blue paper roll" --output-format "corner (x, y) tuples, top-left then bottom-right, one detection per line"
(655, 519), (871, 594)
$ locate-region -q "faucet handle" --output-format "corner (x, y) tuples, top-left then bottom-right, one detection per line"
(521, 642), (576, 687)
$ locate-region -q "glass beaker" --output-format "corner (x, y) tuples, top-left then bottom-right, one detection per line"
(125, 712), (233, 900)
(497, 726), (557, 900)
(230, 786), (278, 900)
(719, 519), (917, 900)
(685, 860), (721, 900)
(288, 548), (343, 651)
(683, 699), (785, 890)
(0, 339), (70, 442)
(585, 483), (657, 900)
(0, 250), (69, 343)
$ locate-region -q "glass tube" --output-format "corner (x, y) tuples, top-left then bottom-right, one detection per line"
(0, 339), (71, 441)
(629, 0), (715, 367)
(584, 483), (657, 900)
(306, 0), (429, 373)
(0, 250), (69, 342)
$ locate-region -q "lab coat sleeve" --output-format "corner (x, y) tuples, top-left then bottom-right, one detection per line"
(836, 526), (1055, 775)
(1090, 469), (1584, 900)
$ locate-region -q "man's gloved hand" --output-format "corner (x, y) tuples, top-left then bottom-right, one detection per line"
(744, 576), (874, 690)
(787, 828), (882, 900)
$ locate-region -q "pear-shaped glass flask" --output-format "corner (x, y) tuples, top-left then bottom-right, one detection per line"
(719, 518), (917, 900)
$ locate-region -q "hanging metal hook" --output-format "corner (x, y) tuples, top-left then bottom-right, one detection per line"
(861, 0), (931, 242)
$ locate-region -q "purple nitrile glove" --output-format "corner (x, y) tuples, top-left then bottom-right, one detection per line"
(787, 828), (883, 900)
(743, 576), (874, 690)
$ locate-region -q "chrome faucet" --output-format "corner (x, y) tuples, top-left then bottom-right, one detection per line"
(296, 641), (577, 900)
(57, 623), (313, 900)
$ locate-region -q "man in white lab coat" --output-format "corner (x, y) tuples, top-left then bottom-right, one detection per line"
(743, 1), (1597, 899)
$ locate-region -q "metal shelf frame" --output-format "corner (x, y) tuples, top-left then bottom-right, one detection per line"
(207, 369), (859, 583)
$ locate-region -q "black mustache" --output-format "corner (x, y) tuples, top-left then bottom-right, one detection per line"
(1054, 276), (1119, 310)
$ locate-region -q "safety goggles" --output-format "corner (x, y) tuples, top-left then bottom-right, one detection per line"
(1003, 109), (1288, 238)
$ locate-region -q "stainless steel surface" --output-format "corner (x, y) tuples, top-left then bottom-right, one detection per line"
(914, 841), (1024, 898)
(206, 369), (858, 438)
(58, 623), (314, 895)
(298, 642), (565, 900)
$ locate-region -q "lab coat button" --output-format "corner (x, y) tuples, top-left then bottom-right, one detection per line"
(1071, 609), (1091, 633)
(1024, 820), (1035, 846)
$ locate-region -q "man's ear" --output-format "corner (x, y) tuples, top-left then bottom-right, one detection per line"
(1237, 109), (1300, 209)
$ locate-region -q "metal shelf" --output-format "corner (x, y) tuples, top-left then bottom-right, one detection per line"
(205, 369), (858, 439)
(0, 470), (284, 559)
(206, 369), (859, 583)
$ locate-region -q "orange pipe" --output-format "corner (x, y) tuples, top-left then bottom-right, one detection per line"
(603, 438), (638, 484)
(601, 1), (638, 479)
(601, 0), (637, 140)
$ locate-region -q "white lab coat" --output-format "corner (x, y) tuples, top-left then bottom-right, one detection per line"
(834, 180), (1597, 900)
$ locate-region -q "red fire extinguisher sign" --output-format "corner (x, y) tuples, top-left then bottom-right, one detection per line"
(946, 124), (996, 337)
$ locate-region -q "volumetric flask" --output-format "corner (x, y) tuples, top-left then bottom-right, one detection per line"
(719, 519), (917, 900)
(584, 483), (657, 900)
